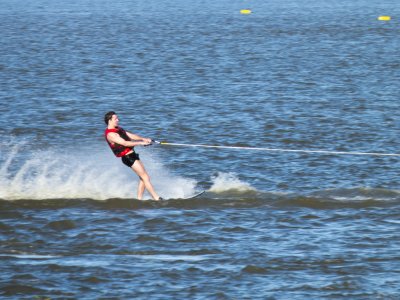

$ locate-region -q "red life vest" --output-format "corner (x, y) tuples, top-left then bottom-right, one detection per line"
(104, 127), (133, 157)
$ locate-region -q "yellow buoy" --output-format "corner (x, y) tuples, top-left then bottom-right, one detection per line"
(240, 9), (252, 15)
(378, 16), (391, 21)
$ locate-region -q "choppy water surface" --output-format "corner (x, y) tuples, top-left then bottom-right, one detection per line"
(1, 0), (399, 298)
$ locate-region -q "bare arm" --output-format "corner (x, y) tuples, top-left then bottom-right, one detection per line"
(126, 131), (152, 144)
(106, 132), (150, 147)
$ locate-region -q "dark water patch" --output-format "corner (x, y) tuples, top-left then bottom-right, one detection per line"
(11, 274), (38, 280)
(0, 209), (24, 218)
(91, 216), (126, 224)
(0, 222), (11, 230)
(186, 248), (223, 255)
(99, 198), (143, 209)
(134, 234), (165, 242)
(115, 250), (163, 256)
(45, 263), (84, 272)
(142, 217), (175, 230)
(1, 239), (35, 251)
(221, 226), (250, 233)
(115, 249), (221, 259)
(273, 195), (400, 209)
(0, 283), (46, 296)
(0, 198), (96, 210)
(81, 276), (108, 284)
(241, 265), (269, 274)
(210, 292), (229, 300)
(300, 213), (321, 220)
(310, 187), (400, 201)
(176, 234), (213, 244)
(365, 255), (400, 263)
(320, 279), (362, 291)
(71, 241), (115, 252)
(45, 219), (76, 231)
(73, 232), (90, 240)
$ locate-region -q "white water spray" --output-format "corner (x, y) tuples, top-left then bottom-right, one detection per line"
(209, 172), (257, 193)
(0, 142), (197, 200)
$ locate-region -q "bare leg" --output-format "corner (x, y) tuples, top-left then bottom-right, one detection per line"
(131, 160), (160, 200)
(137, 179), (145, 200)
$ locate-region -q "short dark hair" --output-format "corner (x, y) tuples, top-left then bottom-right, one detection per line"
(104, 111), (116, 124)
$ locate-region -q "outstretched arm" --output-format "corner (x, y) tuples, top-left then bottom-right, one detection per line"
(107, 132), (150, 147)
(125, 131), (152, 144)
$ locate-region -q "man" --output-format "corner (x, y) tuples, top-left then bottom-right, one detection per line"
(104, 111), (162, 200)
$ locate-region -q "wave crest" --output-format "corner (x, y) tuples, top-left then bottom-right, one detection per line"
(209, 172), (257, 193)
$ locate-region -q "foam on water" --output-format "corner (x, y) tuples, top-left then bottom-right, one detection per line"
(0, 141), (197, 200)
(209, 172), (257, 193)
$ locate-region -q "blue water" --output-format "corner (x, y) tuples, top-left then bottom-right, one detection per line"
(1, 0), (399, 298)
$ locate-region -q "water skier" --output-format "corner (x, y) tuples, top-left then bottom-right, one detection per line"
(104, 111), (162, 200)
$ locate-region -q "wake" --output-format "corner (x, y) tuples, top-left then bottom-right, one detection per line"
(0, 141), (197, 200)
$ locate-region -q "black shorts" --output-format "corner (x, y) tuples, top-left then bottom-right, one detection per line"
(121, 152), (140, 168)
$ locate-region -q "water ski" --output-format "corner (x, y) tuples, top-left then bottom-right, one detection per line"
(156, 191), (205, 201)
(183, 190), (205, 200)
